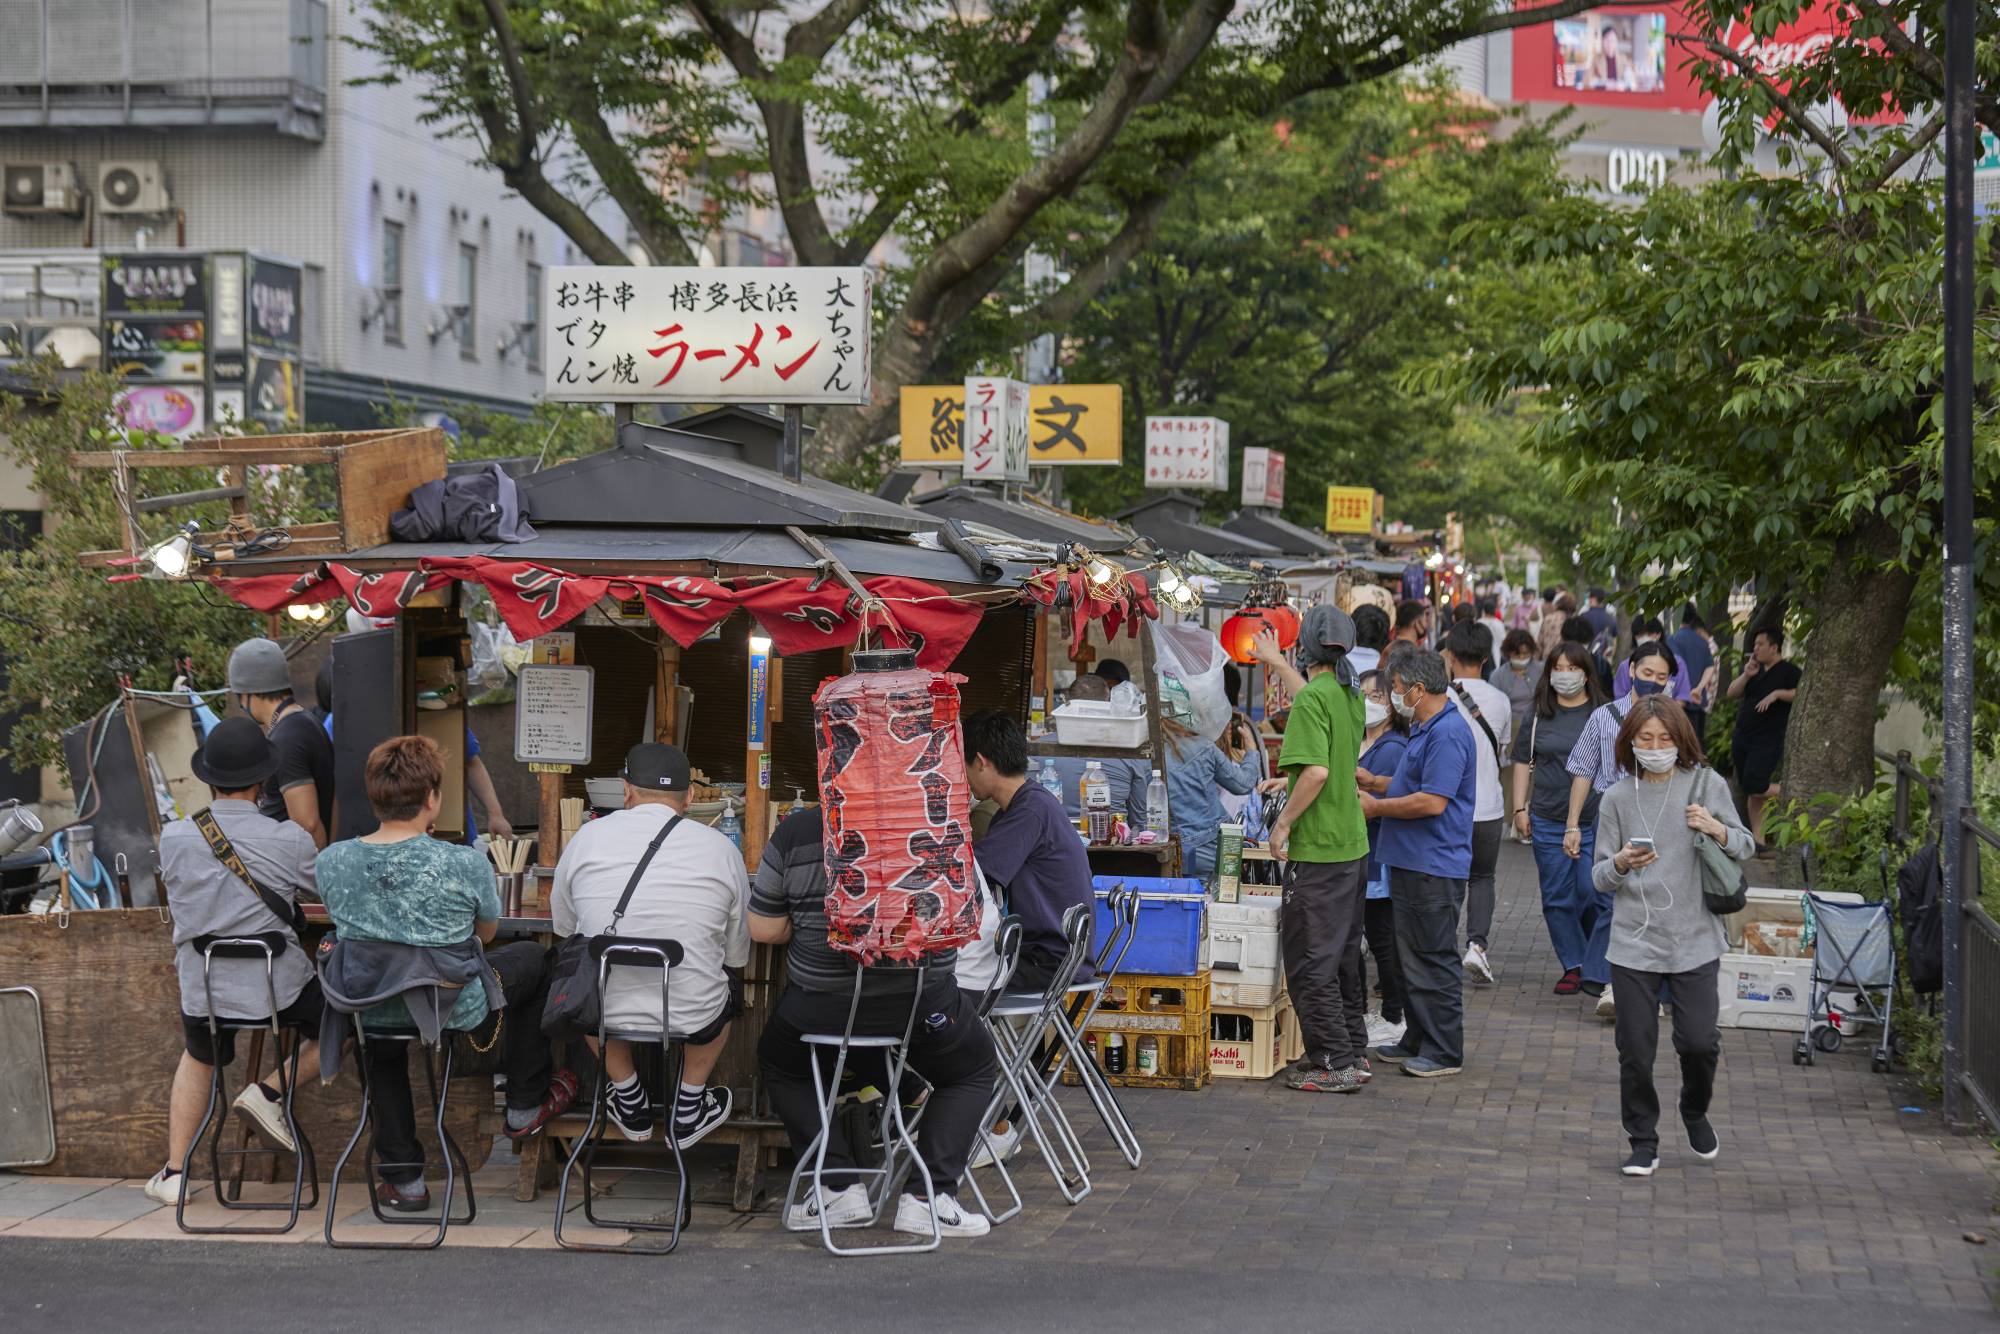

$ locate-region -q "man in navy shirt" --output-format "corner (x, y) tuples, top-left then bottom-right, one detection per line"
(1359, 644), (1478, 1077)
(966, 709), (1094, 991)
(1667, 605), (1718, 744)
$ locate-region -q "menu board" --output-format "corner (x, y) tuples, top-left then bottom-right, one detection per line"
(515, 664), (594, 765)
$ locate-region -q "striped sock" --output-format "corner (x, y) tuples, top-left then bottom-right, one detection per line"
(672, 1081), (707, 1131)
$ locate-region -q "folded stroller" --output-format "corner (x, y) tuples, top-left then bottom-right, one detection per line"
(1793, 892), (1898, 1072)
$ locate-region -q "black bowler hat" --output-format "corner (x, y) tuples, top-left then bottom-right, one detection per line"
(191, 716), (279, 790)
(623, 743), (692, 793)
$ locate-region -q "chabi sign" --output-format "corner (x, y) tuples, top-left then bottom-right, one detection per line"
(1144, 416), (1228, 491)
(1240, 447), (1285, 509)
(1324, 485), (1377, 535)
(898, 384), (1123, 466)
(542, 266), (871, 405)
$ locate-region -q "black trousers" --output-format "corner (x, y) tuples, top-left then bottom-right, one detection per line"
(1280, 857), (1369, 1069)
(368, 940), (554, 1185)
(1362, 896), (1406, 1024)
(1611, 960), (1721, 1152)
(760, 979), (996, 1197)
(1390, 868), (1466, 1068)
(1464, 817), (1503, 948)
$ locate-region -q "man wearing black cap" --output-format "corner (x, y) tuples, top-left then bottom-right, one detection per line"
(550, 743), (748, 1146)
(144, 717), (324, 1205)
(1252, 605), (1373, 1093)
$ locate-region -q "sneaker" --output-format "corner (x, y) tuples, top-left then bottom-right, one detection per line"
(1659, 1002), (1673, 1019)
(1595, 992), (1616, 1021)
(670, 1085), (731, 1149)
(1355, 1057), (1373, 1083)
(1288, 1063), (1366, 1093)
(607, 1094), (653, 1142)
(230, 1082), (296, 1153)
(787, 1183), (872, 1231)
(1373, 1043), (1418, 1064)
(1621, 1148), (1659, 1177)
(1464, 942), (1495, 985)
(1554, 967), (1582, 996)
(505, 1068), (581, 1141)
(894, 1191), (990, 1239)
(143, 1167), (183, 1207)
(1402, 1056), (1462, 1078)
(376, 1179), (431, 1213)
(969, 1120), (1022, 1169)
(1365, 1015), (1406, 1048)
(1684, 1117), (1720, 1161)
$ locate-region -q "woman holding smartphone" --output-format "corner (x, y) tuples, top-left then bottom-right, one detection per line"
(1591, 695), (1754, 1178)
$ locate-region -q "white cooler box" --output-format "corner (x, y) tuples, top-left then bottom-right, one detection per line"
(1208, 896), (1283, 1007)
(1714, 887), (1863, 1030)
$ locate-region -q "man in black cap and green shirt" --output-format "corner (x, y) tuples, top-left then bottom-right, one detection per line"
(145, 716), (324, 1205)
(1253, 604), (1372, 1093)
(227, 637), (334, 848)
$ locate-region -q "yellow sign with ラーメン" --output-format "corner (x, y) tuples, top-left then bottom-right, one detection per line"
(899, 384), (1122, 465)
(1324, 486), (1378, 534)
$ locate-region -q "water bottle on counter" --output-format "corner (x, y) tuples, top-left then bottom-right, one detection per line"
(1038, 758), (1064, 807)
(1081, 762), (1112, 844)
(1144, 769), (1169, 840)
(718, 797), (743, 851)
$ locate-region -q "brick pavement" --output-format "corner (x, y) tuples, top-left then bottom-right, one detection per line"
(3, 843), (1995, 1313)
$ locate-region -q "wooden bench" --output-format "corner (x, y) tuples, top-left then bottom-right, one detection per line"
(485, 1109), (791, 1213)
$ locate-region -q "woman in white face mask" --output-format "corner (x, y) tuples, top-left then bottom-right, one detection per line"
(1496, 629), (1543, 841)
(1510, 643), (1609, 1000)
(1354, 670), (1411, 1047)
(1591, 695), (1752, 1179)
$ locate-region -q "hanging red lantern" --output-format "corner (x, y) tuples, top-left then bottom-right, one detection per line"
(1262, 602), (1300, 649)
(1219, 609), (1274, 664)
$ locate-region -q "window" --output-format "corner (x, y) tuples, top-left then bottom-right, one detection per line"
(524, 261), (541, 371)
(380, 220), (404, 344)
(457, 242), (477, 359)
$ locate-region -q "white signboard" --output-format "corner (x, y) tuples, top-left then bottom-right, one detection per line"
(1241, 446), (1286, 508)
(1145, 415), (1228, 491)
(961, 375), (1031, 482)
(515, 664), (595, 765)
(542, 266), (871, 405)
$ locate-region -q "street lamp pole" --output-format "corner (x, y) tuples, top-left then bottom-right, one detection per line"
(1940, 0), (1976, 1124)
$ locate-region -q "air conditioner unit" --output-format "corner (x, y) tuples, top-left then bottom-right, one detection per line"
(97, 160), (171, 215)
(2, 162), (82, 216)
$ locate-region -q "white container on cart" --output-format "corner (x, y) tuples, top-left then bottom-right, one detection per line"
(1714, 887), (1864, 1030)
(1050, 699), (1148, 749)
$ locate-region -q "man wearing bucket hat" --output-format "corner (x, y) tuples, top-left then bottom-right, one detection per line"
(1253, 604), (1373, 1093)
(227, 637), (334, 849)
(144, 716), (325, 1205)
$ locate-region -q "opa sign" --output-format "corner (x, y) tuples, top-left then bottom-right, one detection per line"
(1608, 148), (1670, 194)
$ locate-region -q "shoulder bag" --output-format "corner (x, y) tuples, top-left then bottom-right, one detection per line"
(191, 807), (308, 936)
(542, 812), (682, 1036)
(1450, 682), (1502, 765)
(1690, 769), (1749, 915)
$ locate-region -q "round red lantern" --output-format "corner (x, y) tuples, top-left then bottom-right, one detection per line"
(1262, 603), (1300, 649)
(1220, 609), (1273, 664)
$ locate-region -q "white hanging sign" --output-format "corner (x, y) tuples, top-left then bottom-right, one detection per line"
(1144, 415), (1229, 491)
(961, 375), (1031, 482)
(515, 664), (595, 765)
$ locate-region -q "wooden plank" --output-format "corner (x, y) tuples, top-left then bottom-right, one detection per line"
(72, 448), (339, 469)
(336, 428), (448, 550)
(78, 527), (347, 569)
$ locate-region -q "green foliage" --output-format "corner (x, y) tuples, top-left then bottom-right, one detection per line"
(1766, 780), (1906, 894)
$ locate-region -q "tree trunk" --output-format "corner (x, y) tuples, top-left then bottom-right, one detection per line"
(1780, 515), (1919, 813)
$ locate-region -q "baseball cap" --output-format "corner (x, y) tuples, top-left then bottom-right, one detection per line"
(622, 742), (692, 792)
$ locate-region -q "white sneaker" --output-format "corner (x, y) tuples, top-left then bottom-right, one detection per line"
(894, 1191), (990, 1239)
(1365, 1015), (1406, 1048)
(143, 1167), (183, 1207)
(1595, 992), (1617, 1021)
(786, 1182), (872, 1231)
(231, 1083), (297, 1153)
(1464, 942), (1495, 985)
(968, 1120), (1022, 1170)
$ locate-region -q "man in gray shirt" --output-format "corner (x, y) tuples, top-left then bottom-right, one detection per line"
(145, 717), (323, 1206)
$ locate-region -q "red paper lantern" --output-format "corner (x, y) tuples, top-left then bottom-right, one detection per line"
(1262, 603), (1300, 649)
(1220, 609), (1274, 664)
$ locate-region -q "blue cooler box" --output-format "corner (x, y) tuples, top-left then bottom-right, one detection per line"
(1092, 875), (1208, 975)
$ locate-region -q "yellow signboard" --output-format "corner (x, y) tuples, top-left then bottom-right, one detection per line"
(1324, 485), (1378, 535)
(899, 384), (1123, 466)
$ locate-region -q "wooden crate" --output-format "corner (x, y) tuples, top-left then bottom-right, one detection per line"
(1209, 993), (1303, 1081)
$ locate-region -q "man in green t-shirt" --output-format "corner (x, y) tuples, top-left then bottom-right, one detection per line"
(1254, 604), (1372, 1093)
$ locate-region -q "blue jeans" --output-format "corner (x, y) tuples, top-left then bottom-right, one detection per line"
(1530, 815), (1611, 984)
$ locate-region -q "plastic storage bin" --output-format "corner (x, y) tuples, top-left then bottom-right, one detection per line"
(1050, 700), (1148, 749)
(1093, 875), (1207, 975)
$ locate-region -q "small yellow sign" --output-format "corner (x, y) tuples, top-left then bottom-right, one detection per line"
(527, 762), (574, 774)
(1324, 485), (1378, 534)
(899, 384), (1123, 466)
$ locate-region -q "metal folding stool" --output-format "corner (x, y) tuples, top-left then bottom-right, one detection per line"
(959, 916), (1026, 1224)
(981, 903), (1096, 1205)
(177, 932), (318, 1234)
(1045, 886), (1143, 1170)
(554, 936), (692, 1254)
(780, 963), (939, 1256)
(324, 980), (476, 1250)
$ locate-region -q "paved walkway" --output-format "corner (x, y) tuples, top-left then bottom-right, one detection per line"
(4, 843), (1995, 1323)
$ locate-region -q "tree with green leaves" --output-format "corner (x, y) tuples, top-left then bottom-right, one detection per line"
(1440, 0), (2000, 810)
(361, 0), (1634, 465)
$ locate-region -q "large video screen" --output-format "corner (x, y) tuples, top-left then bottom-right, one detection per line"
(1553, 10), (1668, 94)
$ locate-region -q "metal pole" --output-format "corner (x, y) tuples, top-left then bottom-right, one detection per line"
(780, 404), (803, 482)
(1940, 0), (1976, 1125)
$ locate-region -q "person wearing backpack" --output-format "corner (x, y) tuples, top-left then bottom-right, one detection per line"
(1591, 696), (1754, 1178)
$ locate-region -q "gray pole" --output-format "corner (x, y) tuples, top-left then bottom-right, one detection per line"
(780, 404), (803, 482)
(1940, 0), (1975, 1124)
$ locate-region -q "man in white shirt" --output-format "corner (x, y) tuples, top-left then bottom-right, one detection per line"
(552, 743), (749, 1146)
(1476, 596), (1509, 668)
(1442, 621), (1512, 984)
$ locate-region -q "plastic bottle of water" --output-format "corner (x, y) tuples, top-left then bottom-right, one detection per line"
(1082, 762), (1112, 844)
(1145, 769), (1169, 840)
(1038, 758), (1064, 806)
(718, 797), (743, 851)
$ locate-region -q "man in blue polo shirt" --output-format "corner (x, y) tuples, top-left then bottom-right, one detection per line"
(1359, 643), (1478, 1078)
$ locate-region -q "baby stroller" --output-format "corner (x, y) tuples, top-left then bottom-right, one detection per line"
(1793, 892), (1898, 1072)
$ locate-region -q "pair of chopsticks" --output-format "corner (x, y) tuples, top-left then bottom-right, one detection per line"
(488, 837), (532, 875)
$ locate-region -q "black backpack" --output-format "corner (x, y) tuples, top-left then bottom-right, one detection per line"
(1896, 842), (1943, 995)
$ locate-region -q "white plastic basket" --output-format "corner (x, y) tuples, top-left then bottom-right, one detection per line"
(1050, 699), (1148, 749)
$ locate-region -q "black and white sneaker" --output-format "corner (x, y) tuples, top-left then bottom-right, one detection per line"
(1684, 1116), (1720, 1161)
(607, 1090), (653, 1142)
(670, 1085), (731, 1148)
(1621, 1148), (1660, 1177)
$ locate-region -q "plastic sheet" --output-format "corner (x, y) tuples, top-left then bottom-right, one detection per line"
(1150, 621), (1232, 741)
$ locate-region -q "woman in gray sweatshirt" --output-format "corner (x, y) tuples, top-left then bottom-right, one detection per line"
(1591, 696), (1754, 1178)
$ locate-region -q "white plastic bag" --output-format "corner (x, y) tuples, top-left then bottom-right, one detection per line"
(1150, 621), (1232, 742)
(468, 619), (521, 691)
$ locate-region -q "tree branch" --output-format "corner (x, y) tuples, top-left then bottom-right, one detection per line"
(1021, 185), (1180, 329)
(478, 0), (541, 160)
(562, 94), (697, 264)
(1865, 113), (1944, 192)
(1690, 34), (1853, 175)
